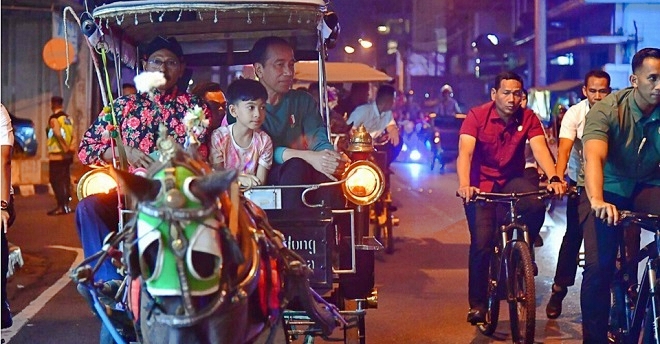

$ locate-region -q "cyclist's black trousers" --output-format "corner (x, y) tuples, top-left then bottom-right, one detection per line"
(553, 181), (591, 288)
(581, 185), (660, 343)
(464, 177), (545, 312)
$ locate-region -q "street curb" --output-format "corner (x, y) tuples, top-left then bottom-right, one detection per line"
(12, 184), (52, 196)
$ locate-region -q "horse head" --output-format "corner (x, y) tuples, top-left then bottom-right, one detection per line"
(111, 132), (339, 343)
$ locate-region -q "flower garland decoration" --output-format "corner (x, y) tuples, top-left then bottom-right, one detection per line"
(183, 105), (209, 146)
(134, 71), (166, 96)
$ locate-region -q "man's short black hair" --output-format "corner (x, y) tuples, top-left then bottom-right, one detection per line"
(51, 96), (63, 106)
(251, 36), (292, 65)
(493, 71), (524, 90)
(376, 84), (396, 102)
(583, 70), (611, 87)
(142, 36), (184, 60)
(631, 47), (660, 74)
(121, 83), (136, 89)
(226, 78), (268, 106)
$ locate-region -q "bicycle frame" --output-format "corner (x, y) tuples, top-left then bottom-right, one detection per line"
(499, 223), (531, 298)
(610, 211), (660, 344)
(465, 189), (551, 343)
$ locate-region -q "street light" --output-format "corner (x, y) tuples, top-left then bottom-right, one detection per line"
(344, 45), (356, 54)
(358, 39), (373, 49)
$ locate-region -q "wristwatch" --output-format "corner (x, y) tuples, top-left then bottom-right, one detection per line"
(0, 200), (8, 210)
(549, 176), (562, 184)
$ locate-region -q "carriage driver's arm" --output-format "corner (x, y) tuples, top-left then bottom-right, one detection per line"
(101, 145), (154, 169)
(456, 133), (478, 200)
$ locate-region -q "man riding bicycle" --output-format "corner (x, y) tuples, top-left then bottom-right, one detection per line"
(347, 84), (402, 166)
(545, 70), (612, 319)
(456, 71), (565, 325)
(581, 47), (660, 343)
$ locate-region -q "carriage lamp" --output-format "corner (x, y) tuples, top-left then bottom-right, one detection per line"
(77, 168), (117, 200)
(346, 124), (374, 161)
(341, 160), (384, 206)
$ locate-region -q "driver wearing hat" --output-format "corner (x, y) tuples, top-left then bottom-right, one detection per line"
(76, 36), (211, 283)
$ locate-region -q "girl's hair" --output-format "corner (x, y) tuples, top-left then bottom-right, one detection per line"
(226, 78), (268, 105)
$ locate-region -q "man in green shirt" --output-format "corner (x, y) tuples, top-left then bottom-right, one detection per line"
(251, 36), (349, 208)
(581, 47), (660, 342)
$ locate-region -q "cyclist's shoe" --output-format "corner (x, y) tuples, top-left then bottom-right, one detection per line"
(546, 284), (568, 319)
(466, 308), (486, 325)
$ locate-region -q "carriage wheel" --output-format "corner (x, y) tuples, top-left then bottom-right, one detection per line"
(508, 241), (536, 344)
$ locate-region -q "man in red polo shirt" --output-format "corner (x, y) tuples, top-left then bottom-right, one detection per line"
(457, 71), (565, 325)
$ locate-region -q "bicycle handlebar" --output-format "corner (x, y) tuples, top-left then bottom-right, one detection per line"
(618, 210), (660, 230)
(455, 189), (553, 203)
(455, 185), (579, 204)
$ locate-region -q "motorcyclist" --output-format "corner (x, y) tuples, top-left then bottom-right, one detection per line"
(436, 84), (461, 120)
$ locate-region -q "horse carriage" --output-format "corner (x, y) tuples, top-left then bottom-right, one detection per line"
(68, 1), (388, 343)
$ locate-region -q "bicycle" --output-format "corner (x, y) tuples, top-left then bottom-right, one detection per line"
(608, 210), (660, 344)
(460, 189), (554, 344)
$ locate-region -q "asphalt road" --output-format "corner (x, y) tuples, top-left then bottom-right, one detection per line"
(1, 161), (590, 343)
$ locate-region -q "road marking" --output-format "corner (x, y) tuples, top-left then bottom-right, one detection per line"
(3, 245), (83, 343)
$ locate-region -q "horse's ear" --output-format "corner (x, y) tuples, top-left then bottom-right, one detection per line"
(110, 167), (162, 202)
(188, 169), (238, 201)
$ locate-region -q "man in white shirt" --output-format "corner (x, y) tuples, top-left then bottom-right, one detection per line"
(545, 70), (611, 319)
(347, 84), (401, 164)
(1, 103), (16, 328)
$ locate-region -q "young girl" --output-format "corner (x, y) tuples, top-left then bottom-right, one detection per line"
(209, 79), (273, 187)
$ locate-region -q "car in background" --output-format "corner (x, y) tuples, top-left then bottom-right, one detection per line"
(9, 112), (38, 157)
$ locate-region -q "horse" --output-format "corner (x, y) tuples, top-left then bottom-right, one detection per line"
(79, 132), (338, 343)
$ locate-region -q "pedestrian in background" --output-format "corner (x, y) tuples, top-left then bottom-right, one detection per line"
(1, 103), (16, 329)
(47, 96), (75, 216)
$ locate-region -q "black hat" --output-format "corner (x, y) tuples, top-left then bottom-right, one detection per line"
(142, 36), (184, 59)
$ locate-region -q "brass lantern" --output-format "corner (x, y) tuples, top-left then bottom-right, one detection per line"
(346, 124), (374, 155)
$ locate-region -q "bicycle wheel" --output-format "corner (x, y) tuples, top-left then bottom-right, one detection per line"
(641, 293), (660, 344)
(508, 241), (536, 344)
(608, 280), (628, 342)
(477, 249), (501, 336)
